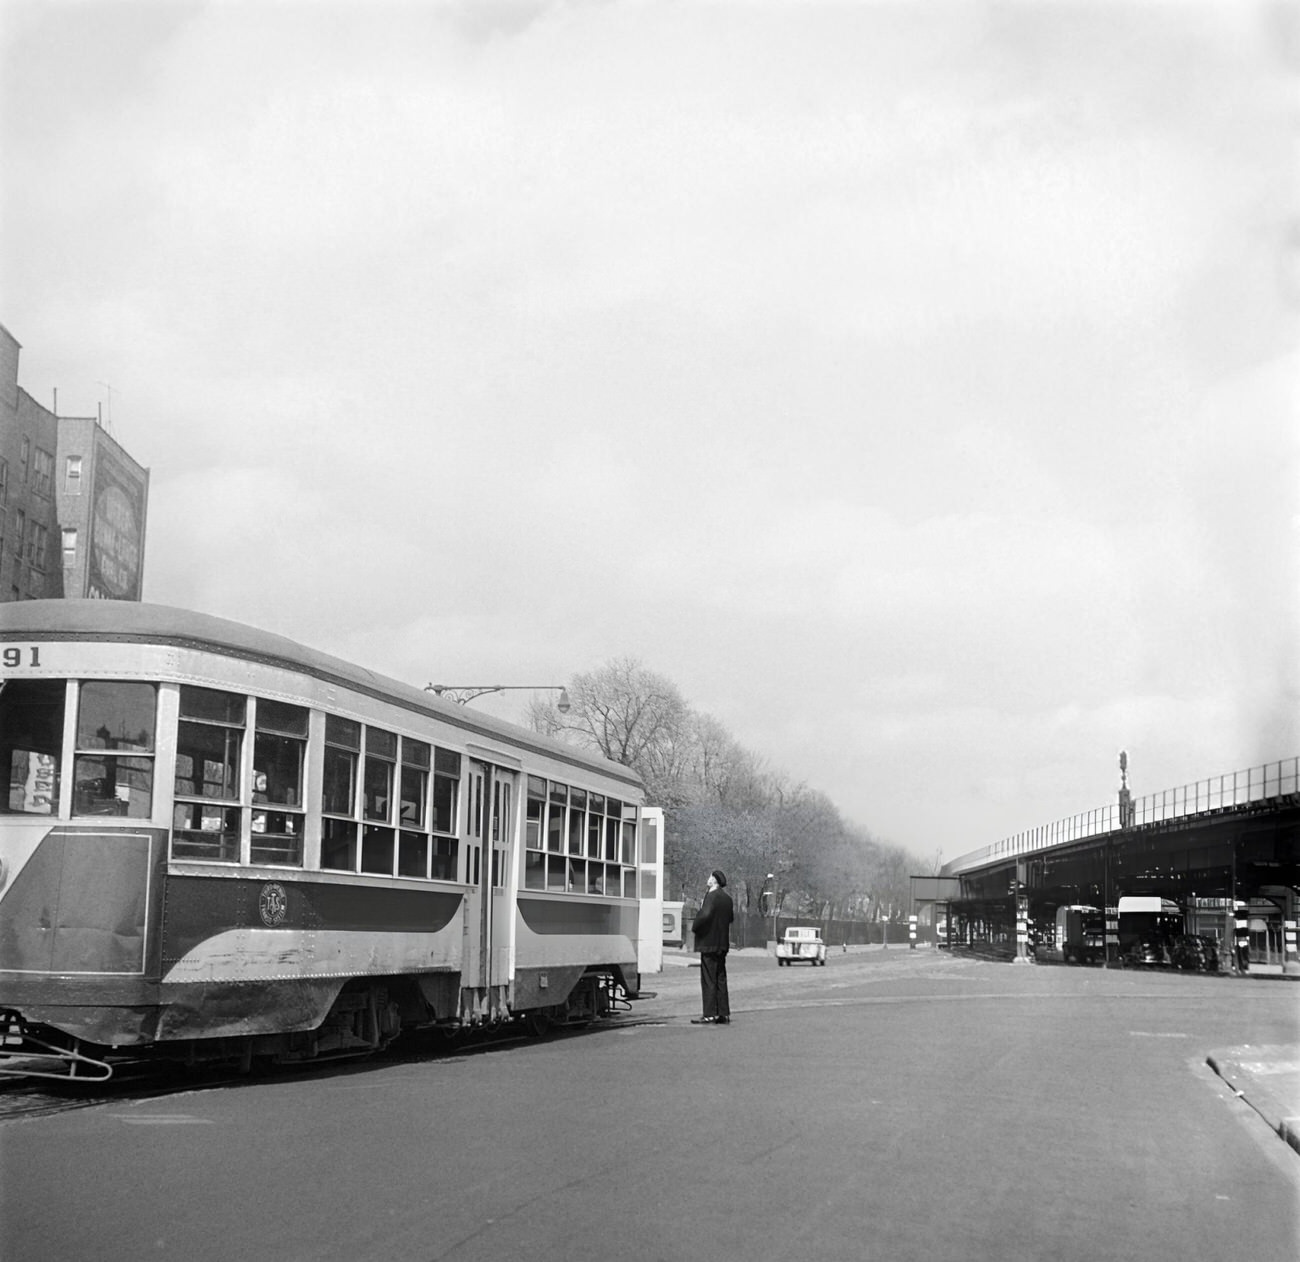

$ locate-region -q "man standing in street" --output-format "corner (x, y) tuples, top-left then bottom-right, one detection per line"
(691, 869), (734, 1025)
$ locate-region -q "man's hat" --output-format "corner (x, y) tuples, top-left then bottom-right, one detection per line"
(711, 869), (727, 887)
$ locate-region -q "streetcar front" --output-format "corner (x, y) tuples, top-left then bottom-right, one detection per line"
(1, 636), (169, 1079)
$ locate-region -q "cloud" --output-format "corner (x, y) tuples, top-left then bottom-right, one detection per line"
(5, 0), (1296, 858)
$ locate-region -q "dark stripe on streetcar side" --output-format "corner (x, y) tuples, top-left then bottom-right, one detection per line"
(160, 875), (464, 965)
(517, 895), (639, 937)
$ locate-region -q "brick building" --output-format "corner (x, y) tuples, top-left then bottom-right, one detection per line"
(0, 323), (150, 602)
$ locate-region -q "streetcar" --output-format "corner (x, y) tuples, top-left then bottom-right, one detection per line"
(0, 600), (662, 1080)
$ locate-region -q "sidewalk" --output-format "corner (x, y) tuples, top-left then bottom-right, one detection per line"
(660, 943), (910, 967)
(1206, 1045), (1300, 1156)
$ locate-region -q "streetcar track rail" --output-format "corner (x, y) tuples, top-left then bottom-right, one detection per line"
(0, 1009), (666, 1123)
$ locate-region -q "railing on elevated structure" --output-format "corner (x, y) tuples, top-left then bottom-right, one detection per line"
(942, 756), (1299, 876)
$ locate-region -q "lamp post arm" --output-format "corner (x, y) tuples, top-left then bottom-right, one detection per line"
(425, 684), (572, 713)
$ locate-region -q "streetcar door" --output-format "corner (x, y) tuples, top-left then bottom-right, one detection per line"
(487, 768), (517, 993)
(461, 758), (517, 1021)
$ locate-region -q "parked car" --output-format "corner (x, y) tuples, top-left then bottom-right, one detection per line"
(1170, 934), (1219, 973)
(1125, 934), (1169, 967)
(776, 926), (828, 966)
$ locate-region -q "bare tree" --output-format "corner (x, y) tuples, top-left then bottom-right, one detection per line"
(686, 714), (770, 809)
(526, 655), (930, 916)
(527, 658), (692, 803)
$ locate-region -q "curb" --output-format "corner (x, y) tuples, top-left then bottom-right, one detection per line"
(1206, 1047), (1300, 1156)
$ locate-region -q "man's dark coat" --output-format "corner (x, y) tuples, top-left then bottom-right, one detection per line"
(692, 887), (734, 954)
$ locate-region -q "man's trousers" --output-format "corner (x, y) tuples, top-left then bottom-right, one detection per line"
(699, 951), (730, 1019)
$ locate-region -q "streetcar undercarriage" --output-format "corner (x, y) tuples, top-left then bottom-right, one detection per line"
(0, 967), (639, 1082)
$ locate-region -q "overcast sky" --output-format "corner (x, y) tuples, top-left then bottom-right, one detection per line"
(3, 0), (1296, 864)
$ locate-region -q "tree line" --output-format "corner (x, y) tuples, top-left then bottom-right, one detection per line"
(527, 658), (925, 928)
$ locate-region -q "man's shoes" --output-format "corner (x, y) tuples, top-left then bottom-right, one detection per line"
(715, 1016), (730, 1024)
(690, 1016), (717, 1024)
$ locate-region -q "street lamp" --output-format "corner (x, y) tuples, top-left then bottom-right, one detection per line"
(425, 684), (571, 713)
(764, 872), (778, 947)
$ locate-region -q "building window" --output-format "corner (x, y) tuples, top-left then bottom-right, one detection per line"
(27, 522), (47, 572)
(13, 509), (24, 560)
(0, 458), (8, 507)
(19, 437), (29, 484)
(65, 455), (82, 494)
(32, 448), (53, 497)
(61, 528), (76, 567)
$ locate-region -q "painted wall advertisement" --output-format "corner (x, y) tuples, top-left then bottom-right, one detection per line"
(88, 447), (145, 600)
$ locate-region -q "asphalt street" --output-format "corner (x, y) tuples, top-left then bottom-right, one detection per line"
(2, 947), (1296, 1262)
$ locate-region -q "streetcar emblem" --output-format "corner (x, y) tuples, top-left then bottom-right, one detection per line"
(259, 882), (288, 927)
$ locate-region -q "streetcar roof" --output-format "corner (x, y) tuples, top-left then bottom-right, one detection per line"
(0, 599), (643, 792)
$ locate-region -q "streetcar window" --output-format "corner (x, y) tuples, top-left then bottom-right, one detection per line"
(321, 716), (360, 871)
(400, 740), (429, 829)
(257, 699), (308, 737)
(321, 721), (456, 880)
(361, 727), (395, 862)
(430, 834), (457, 881)
(568, 787), (586, 855)
(604, 798), (621, 861)
(546, 854), (570, 891)
(175, 724), (240, 799)
(326, 715), (361, 748)
(1, 679), (64, 815)
(587, 793), (604, 857)
(364, 727), (396, 821)
(514, 778), (637, 897)
(398, 830), (428, 877)
(327, 723), (403, 875)
(525, 778), (545, 850)
(254, 705), (307, 807)
(399, 739), (431, 874)
(251, 699), (307, 866)
(403, 738), (431, 769)
(181, 686), (246, 725)
(322, 717), (358, 816)
(321, 818), (357, 871)
(173, 685), (243, 861)
(361, 823), (394, 875)
(524, 849), (544, 889)
(547, 784), (566, 853)
(73, 681), (156, 818)
(432, 750), (459, 836)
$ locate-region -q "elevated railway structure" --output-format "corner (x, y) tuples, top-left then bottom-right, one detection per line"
(911, 758), (1300, 973)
